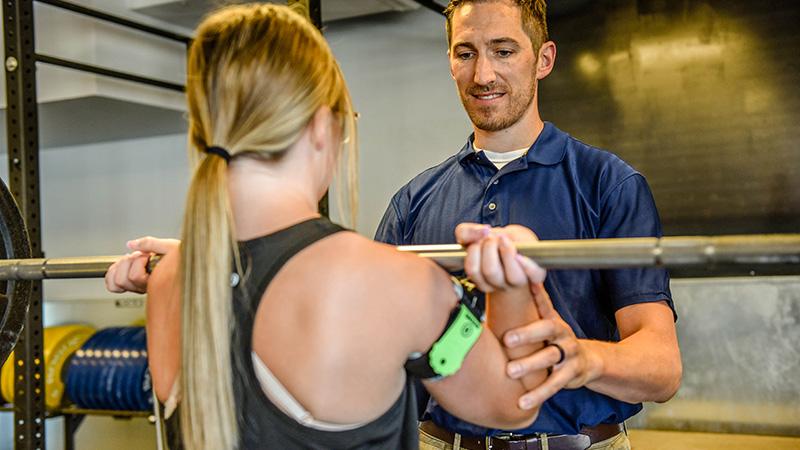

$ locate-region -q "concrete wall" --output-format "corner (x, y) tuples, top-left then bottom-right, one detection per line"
(632, 277), (800, 436)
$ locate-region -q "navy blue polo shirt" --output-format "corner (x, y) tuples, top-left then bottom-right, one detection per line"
(375, 122), (674, 436)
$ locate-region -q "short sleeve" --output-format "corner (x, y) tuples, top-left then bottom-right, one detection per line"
(375, 194), (407, 245)
(598, 174), (675, 319)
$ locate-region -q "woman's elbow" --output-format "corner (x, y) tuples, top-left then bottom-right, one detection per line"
(485, 404), (541, 430)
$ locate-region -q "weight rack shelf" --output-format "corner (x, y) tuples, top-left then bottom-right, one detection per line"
(1, 404), (153, 419)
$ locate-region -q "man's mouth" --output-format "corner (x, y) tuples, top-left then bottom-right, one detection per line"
(471, 92), (505, 102)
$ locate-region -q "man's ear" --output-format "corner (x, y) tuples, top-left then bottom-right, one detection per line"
(536, 41), (557, 80)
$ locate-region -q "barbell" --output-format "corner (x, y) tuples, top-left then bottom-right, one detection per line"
(0, 175), (798, 363)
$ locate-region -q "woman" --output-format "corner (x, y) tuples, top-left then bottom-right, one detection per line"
(106, 4), (547, 449)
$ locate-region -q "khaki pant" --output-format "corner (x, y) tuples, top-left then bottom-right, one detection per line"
(419, 427), (631, 450)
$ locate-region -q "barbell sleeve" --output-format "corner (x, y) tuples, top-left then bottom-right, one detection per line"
(0, 255), (163, 280)
(0, 234), (797, 281)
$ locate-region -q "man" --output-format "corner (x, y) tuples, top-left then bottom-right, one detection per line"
(374, 1), (682, 449)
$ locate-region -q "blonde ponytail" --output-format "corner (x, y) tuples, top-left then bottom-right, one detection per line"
(180, 157), (238, 449)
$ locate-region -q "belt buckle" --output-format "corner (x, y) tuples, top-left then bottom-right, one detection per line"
(484, 435), (507, 450)
(486, 432), (536, 450)
(492, 432), (517, 441)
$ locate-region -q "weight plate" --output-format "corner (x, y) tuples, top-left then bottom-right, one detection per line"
(43, 325), (94, 409)
(0, 177), (32, 364)
(109, 327), (138, 410)
(75, 328), (114, 409)
(1, 351), (14, 403)
(87, 328), (119, 410)
(122, 327), (147, 410)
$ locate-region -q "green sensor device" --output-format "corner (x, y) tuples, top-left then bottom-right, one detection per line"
(404, 277), (484, 379)
(428, 303), (482, 376)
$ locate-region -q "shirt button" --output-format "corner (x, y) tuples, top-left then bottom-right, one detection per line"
(488, 202), (497, 211)
(493, 180), (499, 185)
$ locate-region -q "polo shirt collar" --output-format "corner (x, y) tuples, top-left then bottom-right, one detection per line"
(457, 122), (567, 166)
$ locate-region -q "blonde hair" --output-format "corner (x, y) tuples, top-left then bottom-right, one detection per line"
(179, 4), (357, 449)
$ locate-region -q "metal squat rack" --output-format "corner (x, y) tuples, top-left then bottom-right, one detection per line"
(1, 1), (188, 449)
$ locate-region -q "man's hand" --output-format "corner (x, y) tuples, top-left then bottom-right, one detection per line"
(454, 223), (546, 292)
(503, 282), (602, 409)
(105, 237), (180, 294)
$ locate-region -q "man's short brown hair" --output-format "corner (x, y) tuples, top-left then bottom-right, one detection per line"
(444, 0), (549, 51)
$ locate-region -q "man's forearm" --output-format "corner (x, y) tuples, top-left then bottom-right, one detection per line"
(582, 325), (682, 403)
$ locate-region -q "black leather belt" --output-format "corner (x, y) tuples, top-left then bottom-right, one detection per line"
(420, 420), (624, 450)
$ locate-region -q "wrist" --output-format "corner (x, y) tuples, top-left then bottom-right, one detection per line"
(580, 339), (606, 384)
(487, 285), (533, 306)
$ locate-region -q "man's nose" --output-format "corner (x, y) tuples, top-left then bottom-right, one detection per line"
(473, 54), (496, 86)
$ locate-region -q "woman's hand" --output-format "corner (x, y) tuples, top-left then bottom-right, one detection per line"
(454, 223), (546, 292)
(105, 237), (180, 294)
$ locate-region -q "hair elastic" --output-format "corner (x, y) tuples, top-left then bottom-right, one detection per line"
(205, 146), (232, 163)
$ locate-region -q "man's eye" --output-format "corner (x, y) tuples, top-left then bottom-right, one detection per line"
(457, 52), (475, 60)
(497, 50), (514, 58)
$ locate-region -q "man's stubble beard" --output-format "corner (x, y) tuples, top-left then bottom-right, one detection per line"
(461, 76), (537, 133)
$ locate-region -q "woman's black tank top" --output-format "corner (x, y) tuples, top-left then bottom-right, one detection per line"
(230, 217), (419, 449)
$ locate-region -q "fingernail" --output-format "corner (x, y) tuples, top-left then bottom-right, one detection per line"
(519, 398), (534, 410)
(508, 363), (522, 377)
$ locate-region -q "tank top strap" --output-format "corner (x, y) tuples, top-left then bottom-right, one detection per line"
(232, 217), (345, 352)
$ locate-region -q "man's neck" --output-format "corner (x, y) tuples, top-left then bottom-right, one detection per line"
(473, 115), (545, 152)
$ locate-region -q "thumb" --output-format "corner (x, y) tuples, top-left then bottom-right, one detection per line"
(530, 282), (558, 319)
(127, 236), (179, 255)
(454, 223), (490, 245)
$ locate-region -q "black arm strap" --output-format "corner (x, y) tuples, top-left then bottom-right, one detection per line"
(405, 277), (484, 379)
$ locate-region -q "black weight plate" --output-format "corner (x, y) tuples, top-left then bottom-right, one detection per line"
(0, 177), (32, 363)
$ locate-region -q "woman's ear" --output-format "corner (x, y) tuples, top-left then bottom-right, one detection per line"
(308, 106), (335, 152)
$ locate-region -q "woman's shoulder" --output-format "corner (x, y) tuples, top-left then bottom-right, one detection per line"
(320, 231), (446, 287)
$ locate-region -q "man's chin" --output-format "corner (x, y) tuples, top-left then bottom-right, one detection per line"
(470, 115), (514, 133)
